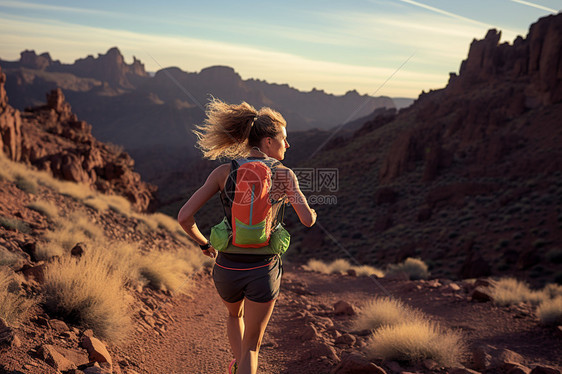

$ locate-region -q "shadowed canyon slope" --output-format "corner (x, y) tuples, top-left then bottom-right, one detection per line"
(285, 13), (562, 287)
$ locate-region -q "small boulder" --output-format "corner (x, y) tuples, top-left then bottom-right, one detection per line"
(423, 359), (440, 370)
(331, 352), (386, 374)
(81, 336), (112, 366)
(347, 269), (357, 277)
(71, 242), (86, 258)
(305, 341), (339, 362)
(449, 367), (482, 374)
(49, 318), (70, 334)
(334, 300), (356, 316)
(300, 323), (321, 341)
(530, 366), (561, 374)
(0, 318), (19, 347)
(334, 333), (356, 346)
(39, 344), (77, 371)
(471, 288), (493, 302)
(502, 362), (531, 374)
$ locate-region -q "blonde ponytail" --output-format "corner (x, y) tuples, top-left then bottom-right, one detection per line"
(194, 98), (286, 160)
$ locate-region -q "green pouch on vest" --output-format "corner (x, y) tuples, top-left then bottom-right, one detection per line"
(210, 217), (232, 252)
(269, 224), (291, 255)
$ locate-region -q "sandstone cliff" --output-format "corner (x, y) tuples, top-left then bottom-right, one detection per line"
(0, 65), (156, 212)
(379, 13), (562, 184)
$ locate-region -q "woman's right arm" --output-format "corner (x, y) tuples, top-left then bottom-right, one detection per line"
(285, 169), (317, 227)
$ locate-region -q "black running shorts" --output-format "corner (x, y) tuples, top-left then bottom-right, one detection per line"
(212, 253), (282, 303)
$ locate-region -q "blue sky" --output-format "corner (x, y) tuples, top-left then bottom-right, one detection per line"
(0, 0), (559, 98)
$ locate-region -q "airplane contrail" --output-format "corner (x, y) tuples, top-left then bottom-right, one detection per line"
(395, 0), (493, 27)
(394, 0), (520, 35)
(510, 0), (558, 13)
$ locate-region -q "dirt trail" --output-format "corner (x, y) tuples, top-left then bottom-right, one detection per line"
(113, 264), (562, 374)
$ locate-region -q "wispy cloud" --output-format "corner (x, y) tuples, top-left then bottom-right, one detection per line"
(0, 15), (443, 97)
(509, 0), (559, 13)
(0, 0), (112, 16)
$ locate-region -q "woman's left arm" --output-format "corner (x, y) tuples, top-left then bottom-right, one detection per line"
(177, 164), (228, 257)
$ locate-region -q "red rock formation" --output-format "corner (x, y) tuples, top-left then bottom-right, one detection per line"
(0, 66), (22, 161)
(379, 13), (562, 184)
(69, 47), (148, 88)
(19, 50), (53, 70)
(0, 68), (156, 212)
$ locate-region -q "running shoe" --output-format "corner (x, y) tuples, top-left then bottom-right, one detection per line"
(228, 359), (237, 374)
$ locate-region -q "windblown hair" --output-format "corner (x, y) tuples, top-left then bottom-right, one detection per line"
(194, 98), (286, 160)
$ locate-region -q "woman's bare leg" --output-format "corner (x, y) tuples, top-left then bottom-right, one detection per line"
(237, 299), (277, 374)
(222, 299), (245, 363)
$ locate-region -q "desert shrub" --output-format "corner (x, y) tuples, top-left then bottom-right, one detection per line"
(63, 212), (105, 240)
(0, 267), (35, 325)
(37, 214), (103, 260)
(0, 167), (12, 181)
(27, 200), (59, 220)
(43, 250), (131, 342)
(108, 241), (143, 287)
(386, 257), (429, 280)
(533, 239), (548, 249)
(304, 259), (331, 274)
(330, 258), (352, 273)
(152, 212), (179, 232)
(490, 278), (548, 306)
(546, 248), (562, 264)
(353, 265), (385, 277)
(536, 297), (562, 326)
(15, 174), (39, 194)
(0, 246), (23, 268)
(353, 297), (421, 331)
(102, 194), (132, 216)
(35, 171), (92, 200)
(83, 196), (109, 212)
(0, 216), (32, 234)
(138, 250), (194, 293)
(304, 258), (384, 277)
(365, 320), (464, 366)
(543, 283), (562, 299)
(134, 213), (159, 230)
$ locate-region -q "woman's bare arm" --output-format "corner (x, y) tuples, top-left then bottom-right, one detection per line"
(285, 168), (317, 227)
(177, 164), (229, 256)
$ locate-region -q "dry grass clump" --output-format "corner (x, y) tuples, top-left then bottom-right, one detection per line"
(365, 320), (464, 366)
(83, 196), (109, 212)
(15, 174), (39, 194)
(355, 296), (465, 366)
(43, 249), (131, 342)
(27, 200), (59, 220)
(304, 259), (331, 273)
(0, 246), (23, 268)
(353, 265), (385, 277)
(36, 213), (104, 260)
(536, 297), (562, 326)
(543, 283), (562, 299)
(0, 215), (32, 234)
(101, 194), (132, 216)
(490, 278), (548, 306)
(386, 257), (429, 280)
(138, 250), (195, 293)
(353, 297), (421, 331)
(133, 213), (159, 230)
(304, 258), (385, 277)
(0, 267), (35, 325)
